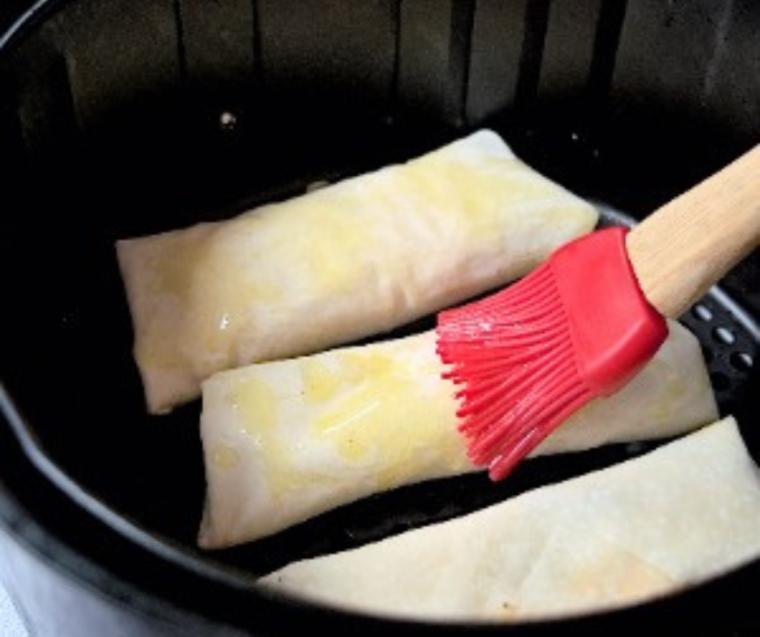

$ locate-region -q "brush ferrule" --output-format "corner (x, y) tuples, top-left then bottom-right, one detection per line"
(550, 227), (668, 396)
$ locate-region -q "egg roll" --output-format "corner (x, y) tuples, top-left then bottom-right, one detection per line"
(260, 416), (760, 622)
(116, 129), (598, 414)
(198, 319), (717, 549)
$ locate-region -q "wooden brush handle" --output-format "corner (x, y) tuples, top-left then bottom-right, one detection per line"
(627, 145), (760, 318)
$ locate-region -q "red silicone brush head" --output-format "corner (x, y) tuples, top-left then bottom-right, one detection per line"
(436, 227), (669, 481)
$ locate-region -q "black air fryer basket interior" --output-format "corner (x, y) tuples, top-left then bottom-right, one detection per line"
(0, 1), (759, 636)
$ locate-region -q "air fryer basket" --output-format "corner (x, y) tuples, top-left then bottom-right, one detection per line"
(0, 1), (759, 636)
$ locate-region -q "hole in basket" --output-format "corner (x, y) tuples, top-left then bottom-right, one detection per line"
(713, 326), (736, 345)
(219, 110), (238, 132)
(710, 371), (731, 392)
(693, 304), (713, 321)
(730, 351), (754, 373)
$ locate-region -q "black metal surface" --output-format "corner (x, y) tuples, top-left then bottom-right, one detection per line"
(0, 1), (759, 636)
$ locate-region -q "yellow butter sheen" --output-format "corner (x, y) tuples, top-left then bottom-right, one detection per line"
(198, 321), (717, 549)
(117, 129), (599, 414)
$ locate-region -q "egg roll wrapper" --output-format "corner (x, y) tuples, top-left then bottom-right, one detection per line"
(117, 129), (597, 413)
(199, 319), (717, 548)
(260, 416), (760, 622)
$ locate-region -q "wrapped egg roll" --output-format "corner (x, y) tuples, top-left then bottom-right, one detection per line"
(259, 416), (760, 622)
(199, 319), (718, 549)
(116, 129), (598, 414)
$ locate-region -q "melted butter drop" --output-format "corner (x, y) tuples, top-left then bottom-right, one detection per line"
(301, 359), (344, 404)
(315, 397), (383, 462)
(211, 445), (240, 470)
(151, 230), (210, 298)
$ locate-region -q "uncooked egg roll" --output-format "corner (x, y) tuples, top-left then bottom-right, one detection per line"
(260, 416), (760, 622)
(116, 129), (598, 414)
(198, 319), (717, 549)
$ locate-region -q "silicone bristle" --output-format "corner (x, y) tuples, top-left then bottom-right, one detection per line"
(438, 228), (668, 481)
(436, 262), (594, 481)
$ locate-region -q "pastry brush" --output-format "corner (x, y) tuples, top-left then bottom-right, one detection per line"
(436, 145), (760, 481)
